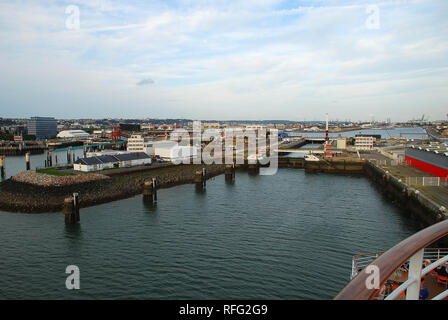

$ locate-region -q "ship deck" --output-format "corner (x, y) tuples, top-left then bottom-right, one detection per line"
(352, 249), (448, 300)
(373, 267), (448, 300)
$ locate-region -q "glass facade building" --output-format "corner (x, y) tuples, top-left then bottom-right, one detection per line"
(27, 117), (57, 139)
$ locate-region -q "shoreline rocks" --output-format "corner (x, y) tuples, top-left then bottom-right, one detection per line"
(11, 170), (109, 187)
(0, 164), (226, 213)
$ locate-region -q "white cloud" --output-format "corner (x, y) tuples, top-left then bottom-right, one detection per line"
(0, 0), (447, 121)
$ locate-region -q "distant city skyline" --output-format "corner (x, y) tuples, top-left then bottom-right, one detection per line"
(1, 0), (447, 121)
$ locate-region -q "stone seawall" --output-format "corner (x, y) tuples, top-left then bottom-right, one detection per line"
(305, 158), (366, 173)
(364, 161), (448, 246)
(364, 161), (447, 226)
(0, 164), (226, 213)
(12, 171), (109, 187)
(278, 157), (365, 173)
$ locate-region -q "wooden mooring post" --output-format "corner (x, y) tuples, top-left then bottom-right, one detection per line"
(225, 164), (235, 182)
(143, 178), (158, 203)
(195, 168), (206, 189)
(248, 162), (259, 174)
(63, 193), (80, 224)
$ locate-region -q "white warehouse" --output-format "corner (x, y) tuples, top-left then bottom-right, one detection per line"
(127, 135), (198, 162)
(73, 152), (152, 172)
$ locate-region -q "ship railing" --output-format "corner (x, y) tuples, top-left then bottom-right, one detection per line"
(351, 252), (382, 279)
(336, 219), (448, 300)
(405, 176), (448, 187)
(385, 253), (448, 300)
(351, 248), (448, 279)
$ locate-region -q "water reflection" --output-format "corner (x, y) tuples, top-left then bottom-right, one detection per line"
(64, 223), (83, 239)
(142, 200), (158, 213)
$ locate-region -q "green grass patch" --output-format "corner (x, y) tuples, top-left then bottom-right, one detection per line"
(36, 168), (75, 176)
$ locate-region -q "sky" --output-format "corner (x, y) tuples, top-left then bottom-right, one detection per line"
(0, 0), (447, 122)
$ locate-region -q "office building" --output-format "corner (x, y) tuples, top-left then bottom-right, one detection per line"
(27, 117), (57, 139)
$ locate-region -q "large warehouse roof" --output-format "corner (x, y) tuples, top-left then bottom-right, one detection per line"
(57, 130), (90, 139)
(75, 152), (151, 165)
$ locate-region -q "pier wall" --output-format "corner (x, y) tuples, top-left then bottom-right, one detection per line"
(304, 158), (365, 173)
(364, 161), (447, 233)
(0, 164), (226, 213)
(279, 157), (365, 173)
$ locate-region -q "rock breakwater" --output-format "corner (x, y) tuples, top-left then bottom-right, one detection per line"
(0, 164), (226, 213)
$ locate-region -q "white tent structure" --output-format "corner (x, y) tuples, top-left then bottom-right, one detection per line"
(57, 130), (90, 139)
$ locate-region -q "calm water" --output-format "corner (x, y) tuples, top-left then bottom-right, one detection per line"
(1, 149), (85, 179)
(289, 126), (427, 139)
(0, 169), (420, 299)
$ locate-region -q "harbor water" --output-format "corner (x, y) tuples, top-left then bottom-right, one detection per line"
(0, 149), (85, 180)
(0, 169), (420, 299)
(289, 127), (428, 139)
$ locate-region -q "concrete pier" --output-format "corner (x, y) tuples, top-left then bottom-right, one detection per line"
(225, 164), (235, 181)
(195, 168), (206, 189)
(143, 179), (158, 203)
(63, 193), (80, 224)
(304, 158), (365, 174)
(248, 162), (260, 174)
(365, 161), (447, 240)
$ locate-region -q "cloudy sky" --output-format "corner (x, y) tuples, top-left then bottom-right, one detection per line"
(0, 0), (447, 121)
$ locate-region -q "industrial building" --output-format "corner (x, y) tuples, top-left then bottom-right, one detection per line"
(126, 134), (198, 162)
(336, 135), (347, 150)
(127, 134), (154, 154)
(85, 150), (129, 158)
(119, 123), (141, 132)
(405, 145), (448, 179)
(27, 117), (57, 139)
(355, 135), (376, 151)
(73, 152), (152, 172)
(56, 130), (90, 139)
